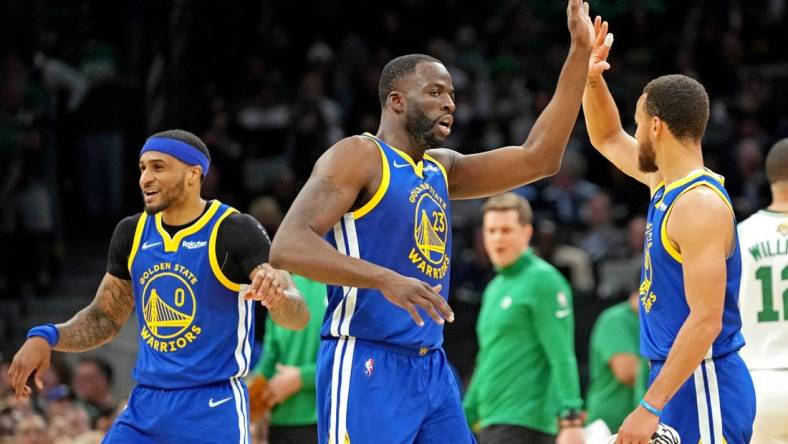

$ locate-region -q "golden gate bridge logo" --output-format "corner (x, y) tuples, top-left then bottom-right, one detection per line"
(414, 194), (447, 265)
(141, 273), (196, 339)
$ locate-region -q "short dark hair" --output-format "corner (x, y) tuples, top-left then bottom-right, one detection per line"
(766, 138), (788, 184)
(151, 129), (211, 162)
(80, 357), (113, 385)
(482, 192), (533, 225)
(378, 54), (442, 108)
(643, 74), (709, 141)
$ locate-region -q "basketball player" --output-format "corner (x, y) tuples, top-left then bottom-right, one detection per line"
(737, 138), (788, 444)
(582, 25), (755, 443)
(8, 129), (310, 443)
(269, 2), (599, 442)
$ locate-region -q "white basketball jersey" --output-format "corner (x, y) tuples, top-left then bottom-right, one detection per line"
(737, 209), (788, 370)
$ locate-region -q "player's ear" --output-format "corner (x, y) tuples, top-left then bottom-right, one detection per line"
(651, 116), (662, 139)
(388, 91), (406, 113)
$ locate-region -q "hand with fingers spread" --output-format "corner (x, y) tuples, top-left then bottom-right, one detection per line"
(567, 0), (596, 50)
(379, 272), (454, 327)
(589, 16), (614, 77)
(7, 337), (52, 400)
(245, 263), (287, 308)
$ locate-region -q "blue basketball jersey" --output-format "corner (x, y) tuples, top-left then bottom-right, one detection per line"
(128, 200), (254, 388)
(639, 169), (745, 360)
(322, 133), (452, 350)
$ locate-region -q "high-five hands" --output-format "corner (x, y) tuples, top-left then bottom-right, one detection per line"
(589, 16), (614, 77)
(567, 0), (596, 50)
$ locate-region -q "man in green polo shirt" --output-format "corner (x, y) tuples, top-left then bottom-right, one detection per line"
(586, 290), (648, 432)
(253, 275), (326, 444)
(464, 192), (584, 444)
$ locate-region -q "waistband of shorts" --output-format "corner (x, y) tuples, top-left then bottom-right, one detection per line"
(323, 336), (439, 357)
(649, 349), (739, 366)
(136, 377), (245, 392)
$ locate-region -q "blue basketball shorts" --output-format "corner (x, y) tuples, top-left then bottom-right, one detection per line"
(649, 352), (755, 444)
(103, 378), (250, 444)
(317, 337), (476, 444)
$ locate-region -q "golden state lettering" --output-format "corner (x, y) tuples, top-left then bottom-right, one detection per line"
(408, 183), (450, 279)
(639, 222), (657, 312)
(139, 265), (201, 352)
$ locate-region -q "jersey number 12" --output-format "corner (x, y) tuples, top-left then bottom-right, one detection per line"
(755, 265), (788, 322)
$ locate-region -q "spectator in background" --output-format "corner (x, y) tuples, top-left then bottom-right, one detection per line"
(579, 191), (625, 264)
(533, 219), (595, 298)
(252, 275), (326, 444)
(596, 216), (646, 300)
(541, 149), (600, 228)
(585, 289), (648, 432)
(72, 358), (115, 428)
(464, 193), (583, 444)
(14, 414), (50, 444)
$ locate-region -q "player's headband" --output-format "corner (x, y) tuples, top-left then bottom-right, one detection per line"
(139, 137), (210, 177)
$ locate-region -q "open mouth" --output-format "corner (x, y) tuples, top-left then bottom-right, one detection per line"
(143, 189), (160, 202)
(436, 115), (453, 136)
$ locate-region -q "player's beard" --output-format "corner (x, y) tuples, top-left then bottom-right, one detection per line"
(144, 175), (186, 215)
(405, 106), (444, 149)
(638, 138), (658, 172)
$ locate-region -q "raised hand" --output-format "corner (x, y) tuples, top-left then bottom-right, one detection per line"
(7, 337), (51, 399)
(567, 0), (596, 50)
(379, 274), (454, 327)
(589, 16), (614, 77)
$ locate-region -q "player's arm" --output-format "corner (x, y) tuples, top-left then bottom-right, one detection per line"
(531, 274), (584, 433)
(643, 188), (732, 408)
(582, 21), (660, 188)
(248, 265), (310, 331)
(427, 0), (595, 200)
(617, 187), (732, 441)
(8, 216), (137, 399)
(270, 137), (453, 326)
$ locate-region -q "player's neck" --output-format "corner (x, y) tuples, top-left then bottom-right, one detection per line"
(768, 183), (788, 212)
(160, 197), (207, 226)
(376, 124), (426, 162)
(657, 141), (704, 186)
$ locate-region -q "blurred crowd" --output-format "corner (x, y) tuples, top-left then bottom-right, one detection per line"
(1, 0), (787, 440)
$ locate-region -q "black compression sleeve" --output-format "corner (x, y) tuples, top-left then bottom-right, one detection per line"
(106, 214), (141, 280)
(214, 213), (271, 284)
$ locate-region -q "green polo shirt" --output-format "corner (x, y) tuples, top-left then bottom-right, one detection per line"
(586, 301), (648, 431)
(463, 249), (583, 435)
(254, 275), (326, 426)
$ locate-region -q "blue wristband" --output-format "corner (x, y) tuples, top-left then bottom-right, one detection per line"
(27, 323), (59, 347)
(639, 399), (662, 417)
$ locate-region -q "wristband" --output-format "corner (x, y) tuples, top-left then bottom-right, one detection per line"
(639, 399), (662, 417)
(27, 323), (59, 347)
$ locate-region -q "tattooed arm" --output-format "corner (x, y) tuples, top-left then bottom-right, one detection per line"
(55, 273), (135, 351)
(8, 273), (134, 398)
(247, 264), (310, 330)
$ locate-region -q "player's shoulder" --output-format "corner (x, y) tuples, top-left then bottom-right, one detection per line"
(673, 185), (732, 221)
(220, 212), (270, 242)
(113, 212), (144, 235)
(328, 134), (380, 155)
(526, 254), (569, 287)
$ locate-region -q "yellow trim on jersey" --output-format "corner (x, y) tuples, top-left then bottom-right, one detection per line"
(352, 144), (390, 220)
(155, 200), (221, 252)
(209, 207), (242, 292)
(659, 180), (735, 263)
(127, 213), (148, 272)
(362, 132), (425, 178)
(654, 169), (725, 208)
(423, 153), (449, 191)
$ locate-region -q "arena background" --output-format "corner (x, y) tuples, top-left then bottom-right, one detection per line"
(0, 0), (786, 439)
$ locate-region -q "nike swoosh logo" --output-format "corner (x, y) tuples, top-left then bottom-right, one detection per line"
(555, 309), (572, 319)
(392, 161), (410, 168)
(208, 397), (233, 408)
(141, 241), (162, 250)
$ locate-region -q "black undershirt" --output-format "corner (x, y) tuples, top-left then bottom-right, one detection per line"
(106, 201), (271, 284)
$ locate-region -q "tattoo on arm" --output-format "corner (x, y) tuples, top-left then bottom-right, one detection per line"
(587, 78), (599, 88)
(55, 275), (135, 352)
